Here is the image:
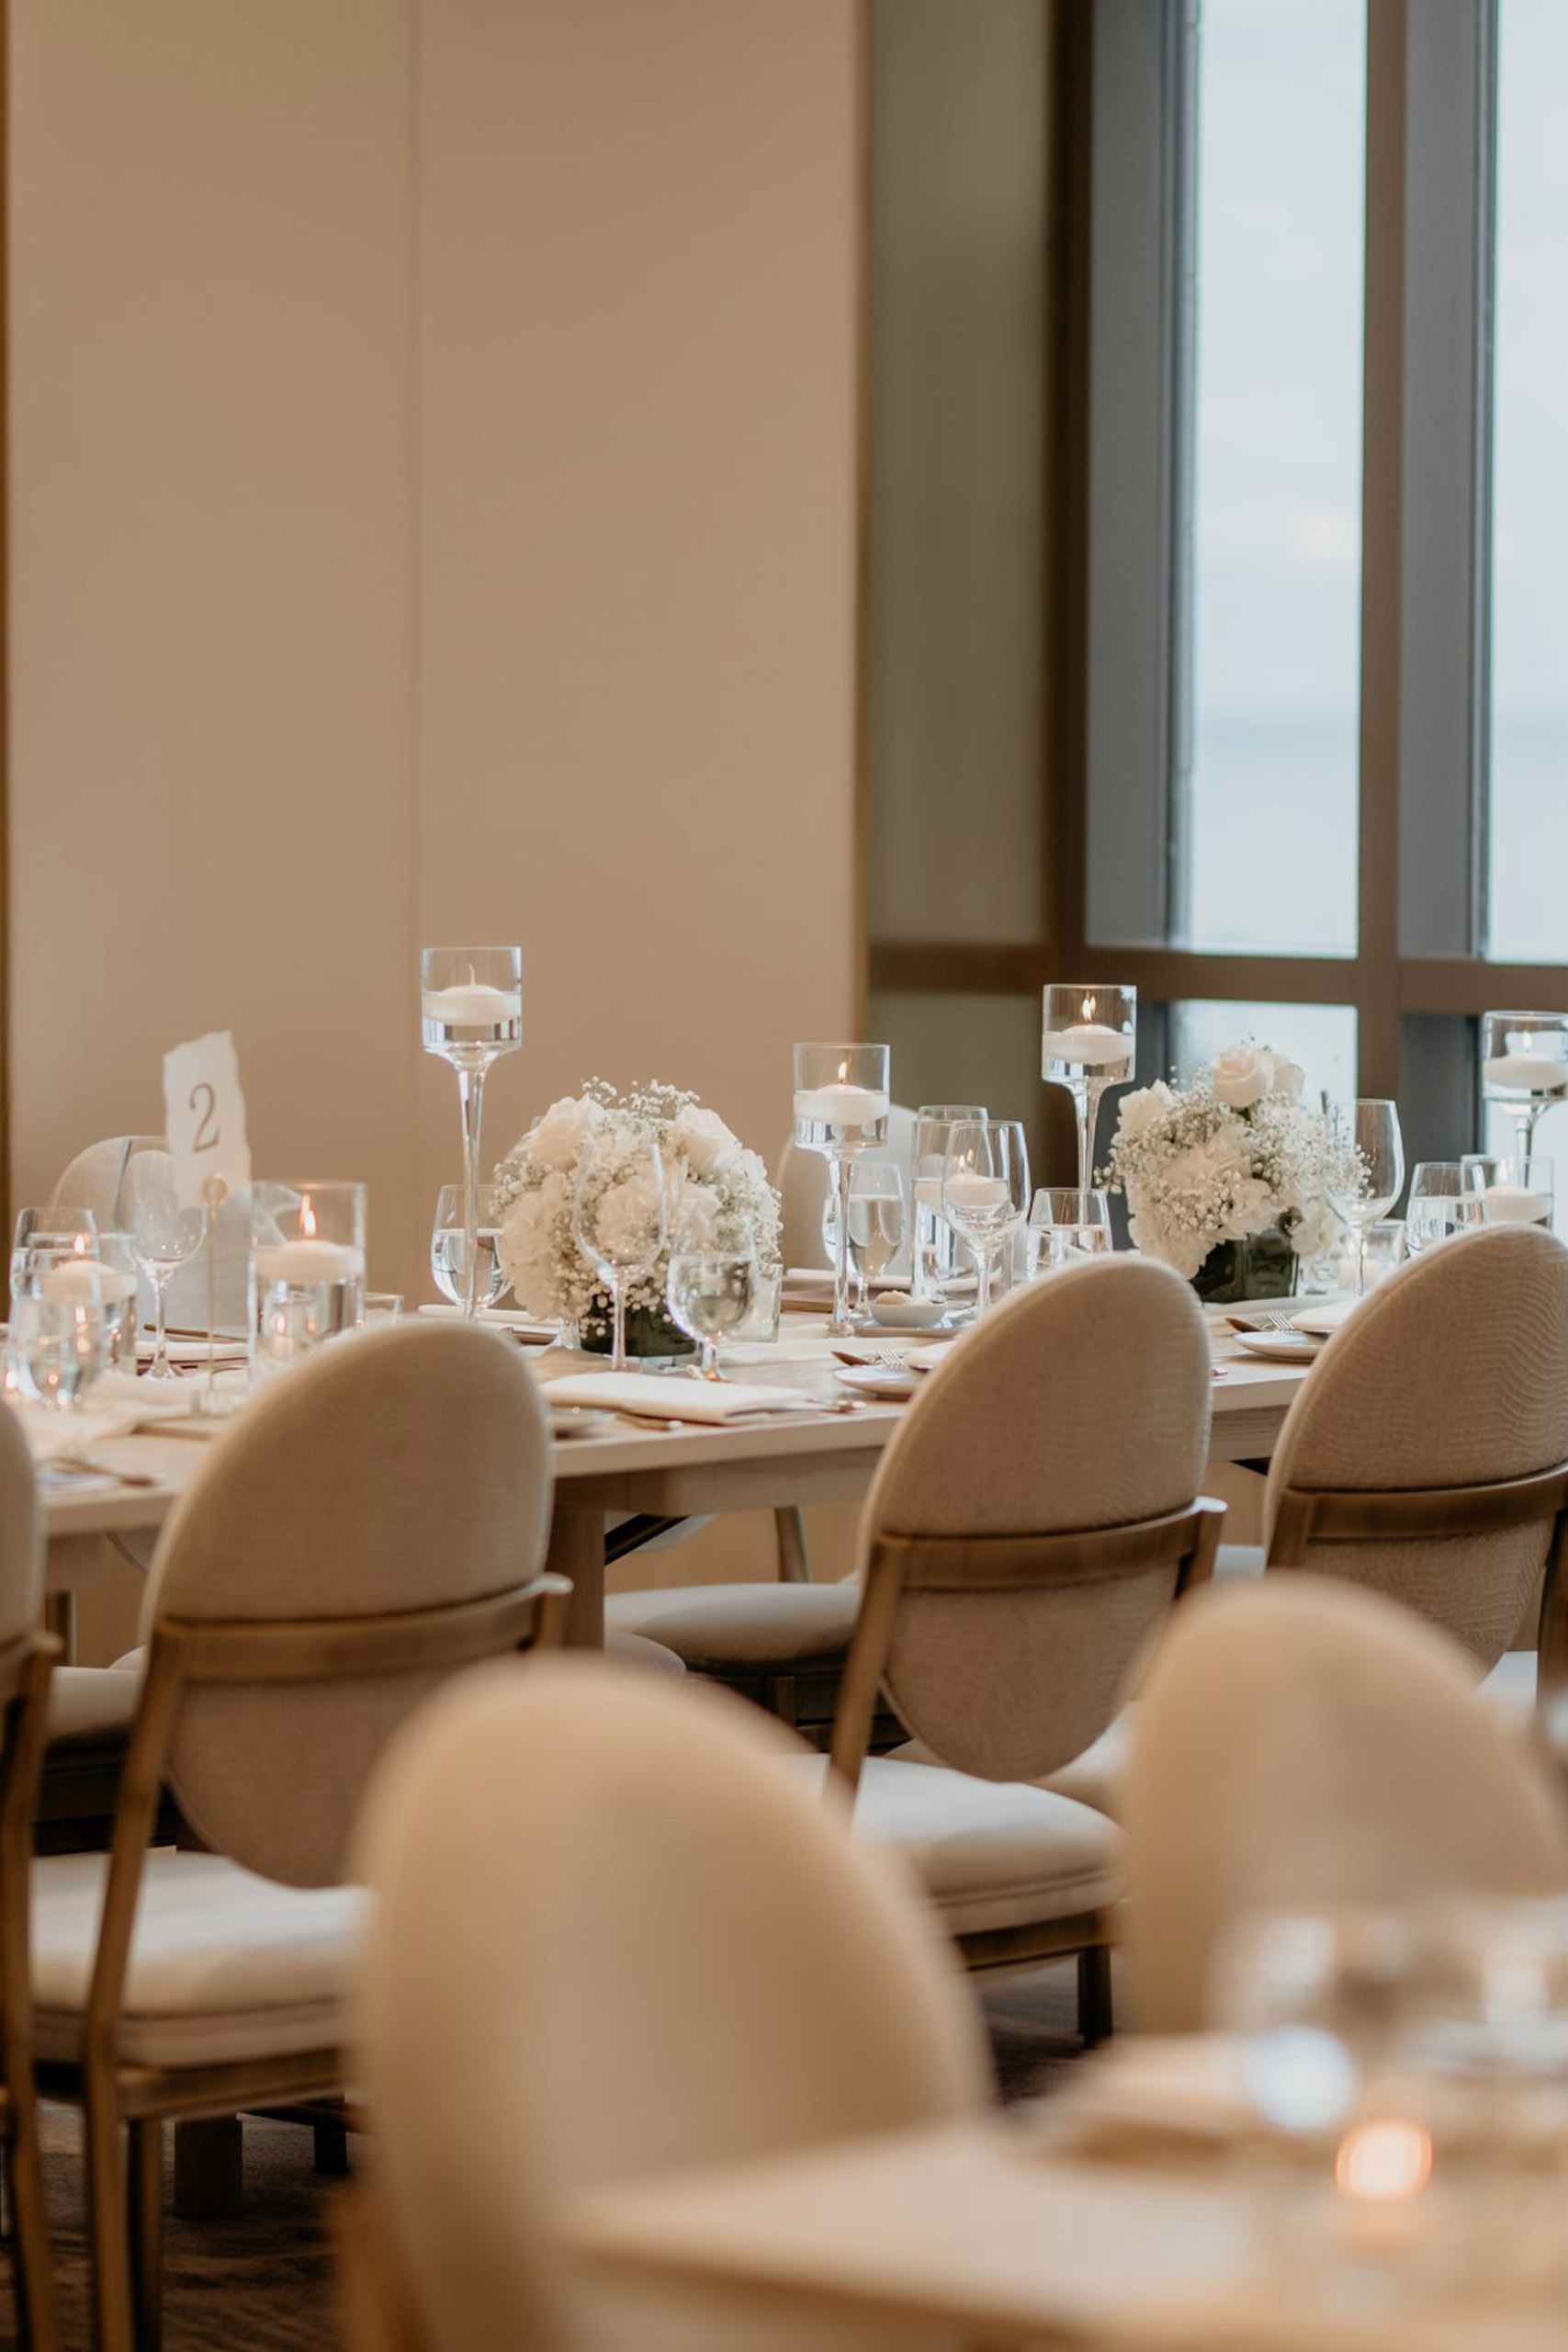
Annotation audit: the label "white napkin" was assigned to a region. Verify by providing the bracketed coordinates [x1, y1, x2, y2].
[542, 1373, 805, 1423]
[782, 1268, 910, 1299]
[1291, 1295, 1359, 1337]
[415, 1306, 559, 1343]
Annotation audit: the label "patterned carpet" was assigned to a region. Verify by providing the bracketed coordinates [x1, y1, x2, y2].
[4, 1959, 1100, 2348]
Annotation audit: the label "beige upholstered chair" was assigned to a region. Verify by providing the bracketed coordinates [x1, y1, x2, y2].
[803, 1260, 1220, 2036]
[50, 1134, 251, 1335]
[353, 1657, 987, 2352]
[0, 1407, 62, 2351]
[1125, 1576, 1568, 2035]
[28, 1320, 566, 2352]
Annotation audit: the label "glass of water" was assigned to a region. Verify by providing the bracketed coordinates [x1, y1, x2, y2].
[1027, 1188, 1112, 1275]
[431, 1184, 508, 1313]
[846, 1163, 907, 1314]
[666, 1211, 757, 1380]
[1405, 1163, 1486, 1254]
[12, 1262, 113, 1412]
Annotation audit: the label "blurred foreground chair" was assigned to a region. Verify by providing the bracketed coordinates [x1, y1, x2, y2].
[28, 1320, 567, 2352]
[810, 1260, 1220, 2037]
[353, 1657, 987, 2352]
[1126, 1575, 1568, 2034]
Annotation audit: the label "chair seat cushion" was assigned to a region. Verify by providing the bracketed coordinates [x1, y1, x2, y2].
[788, 1755, 1123, 1937]
[46, 1665, 141, 1747]
[31, 1849, 366, 2068]
[605, 1581, 859, 1667]
[604, 1630, 686, 1679]
[1481, 1649, 1537, 1720]
[896, 1718, 1137, 1826]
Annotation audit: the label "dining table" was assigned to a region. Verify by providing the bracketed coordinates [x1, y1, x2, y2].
[28, 1307, 1313, 1650]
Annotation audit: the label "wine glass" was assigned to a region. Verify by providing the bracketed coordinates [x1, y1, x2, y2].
[7, 1207, 97, 1395]
[666, 1210, 758, 1381]
[123, 1153, 208, 1380]
[421, 946, 523, 1319]
[431, 1183, 507, 1313]
[941, 1120, 1030, 1318]
[1042, 986, 1136, 1196]
[910, 1106, 987, 1301]
[1466, 1155, 1556, 1229]
[1328, 1102, 1405, 1297]
[12, 1260, 113, 1413]
[572, 1134, 671, 1373]
[1405, 1163, 1485, 1255]
[845, 1163, 907, 1314]
[1027, 1187, 1112, 1275]
[792, 1044, 891, 1335]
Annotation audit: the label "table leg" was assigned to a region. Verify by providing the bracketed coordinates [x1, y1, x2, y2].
[547, 1505, 606, 1648]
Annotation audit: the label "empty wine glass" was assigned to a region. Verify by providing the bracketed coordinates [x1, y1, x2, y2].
[667, 1210, 757, 1380]
[1328, 1102, 1405, 1297]
[123, 1153, 208, 1380]
[942, 1120, 1030, 1318]
[431, 1183, 507, 1313]
[572, 1134, 671, 1374]
[12, 1261, 112, 1413]
[1027, 1187, 1112, 1275]
[1405, 1163, 1485, 1255]
[910, 1105, 987, 1300]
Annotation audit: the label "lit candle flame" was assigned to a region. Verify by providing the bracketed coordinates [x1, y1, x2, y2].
[72, 1233, 89, 1256]
[1336, 2120, 1432, 2202]
[300, 1193, 317, 1239]
[838, 1059, 848, 1082]
[1081, 993, 1096, 1023]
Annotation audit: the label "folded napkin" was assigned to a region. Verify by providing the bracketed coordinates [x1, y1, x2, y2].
[1050, 2035, 1258, 2161]
[416, 1305, 558, 1343]
[1291, 1295, 1359, 1337]
[782, 1268, 910, 1300]
[543, 1373, 806, 1423]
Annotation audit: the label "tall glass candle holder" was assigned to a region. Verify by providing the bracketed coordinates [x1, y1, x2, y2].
[421, 946, 523, 1319]
[249, 1182, 367, 1387]
[1043, 985, 1137, 1195]
[1481, 1011, 1568, 1167]
[792, 1044, 891, 1335]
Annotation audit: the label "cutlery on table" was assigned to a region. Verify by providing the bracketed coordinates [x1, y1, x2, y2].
[48, 1453, 164, 1487]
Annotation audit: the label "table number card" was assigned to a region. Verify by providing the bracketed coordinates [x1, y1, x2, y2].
[163, 1030, 253, 1209]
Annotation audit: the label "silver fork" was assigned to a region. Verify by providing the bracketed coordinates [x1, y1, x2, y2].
[1226, 1309, 1297, 1333]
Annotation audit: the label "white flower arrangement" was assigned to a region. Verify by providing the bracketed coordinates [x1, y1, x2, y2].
[492, 1079, 782, 1330]
[1103, 1042, 1359, 1283]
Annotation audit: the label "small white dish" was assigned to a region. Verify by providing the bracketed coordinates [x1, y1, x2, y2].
[1232, 1331, 1323, 1364]
[834, 1365, 920, 1400]
[869, 1295, 947, 1331]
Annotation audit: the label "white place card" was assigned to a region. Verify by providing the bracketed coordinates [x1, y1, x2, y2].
[162, 1030, 252, 1209]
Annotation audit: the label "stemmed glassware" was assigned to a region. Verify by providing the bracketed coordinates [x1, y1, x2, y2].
[123, 1155, 208, 1380]
[1043, 986, 1136, 1197]
[1328, 1101, 1405, 1297]
[792, 1045, 891, 1336]
[666, 1209, 758, 1381]
[1404, 1163, 1484, 1254]
[1027, 1187, 1112, 1275]
[1462, 1154, 1555, 1228]
[910, 1106, 987, 1302]
[942, 1120, 1030, 1318]
[431, 1183, 508, 1314]
[572, 1133, 671, 1374]
[1481, 1012, 1568, 1170]
[421, 947, 523, 1320]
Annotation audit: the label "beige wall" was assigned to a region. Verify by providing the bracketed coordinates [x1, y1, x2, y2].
[9, 0, 861, 1299]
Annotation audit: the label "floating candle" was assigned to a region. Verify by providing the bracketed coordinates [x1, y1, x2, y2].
[1043, 1023, 1134, 1070]
[421, 982, 523, 1026]
[942, 1172, 1009, 1211]
[38, 1260, 137, 1304]
[1482, 1053, 1567, 1095]
[251, 1240, 365, 1286]
[1481, 1182, 1552, 1225]
[793, 1083, 890, 1125]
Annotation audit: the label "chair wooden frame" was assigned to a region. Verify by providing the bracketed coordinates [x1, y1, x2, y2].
[1267, 1464, 1568, 1701]
[0, 1627, 63, 2352]
[825, 1498, 1225, 2031]
[35, 1572, 568, 2352]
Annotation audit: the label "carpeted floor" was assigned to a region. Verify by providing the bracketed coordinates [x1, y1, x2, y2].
[2, 1958, 1104, 2348]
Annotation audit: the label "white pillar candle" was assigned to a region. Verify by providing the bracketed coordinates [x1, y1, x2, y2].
[943, 1173, 1009, 1210]
[1483, 1183, 1551, 1225]
[793, 1083, 891, 1125]
[421, 982, 523, 1024]
[1043, 1023, 1134, 1069]
[39, 1260, 137, 1304]
[252, 1241, 366, 1285]
[1482, 1053, 1567, 1093]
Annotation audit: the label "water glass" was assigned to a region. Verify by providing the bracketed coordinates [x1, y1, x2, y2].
[845, 1163, 907, 1312]
[666, 1210, 757, 1379]
[123, 1154, 208, 1380]
[12, 1265, 113, 1413]
[1328, 1102, 1405, 1295]
[942, 1120, 1029, 1317]
[363, 1294, 405, 1326]
[7, 1207, 98, 1394]
[249, 1182, 367, 1386]
[910, 1105, 987, 1300]
[572, 1134, 671, 1373]
[1464, 1154, 1555, 1229]
[431, 1183, 508, 1312]
[45, 1233, 141, 1376]
[1405, 1163, 1485, 1254]
[1027, 1188, 1112, 1275]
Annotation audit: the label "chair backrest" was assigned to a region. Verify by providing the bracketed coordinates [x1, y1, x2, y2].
[49, 1135, 251, 1334]
[1125, 1576, 1568, 2033]
[1263, 1225, 1568, 1670]
[774, 1102, 919, 1270]
[355, 1658, 988, 2352]
[134, 1321, 558, 1885]
[0, 1405, 44, 1674]
[832, 1258, 1217, 1789]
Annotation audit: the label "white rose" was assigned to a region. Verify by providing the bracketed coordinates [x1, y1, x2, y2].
[1219, 1175, 1276, 1243]
[1115, 1082, 1176, 1144]
[1287, 1195, 1337, 1264]
[593, 1169, 667, 1265]
[526, 1094, 601, 1172]
[1209, 1044, 1275, 1111]
[673, 1104, 739, 1177]
[499, 1172, 567, 1315]
[1271, 1057, 1305, 1103]
[1128, 1208, 1208, 1283]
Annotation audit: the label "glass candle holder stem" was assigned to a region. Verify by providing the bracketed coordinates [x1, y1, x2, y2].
[421, 946, 524, 1324]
